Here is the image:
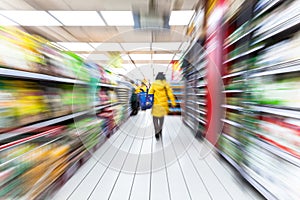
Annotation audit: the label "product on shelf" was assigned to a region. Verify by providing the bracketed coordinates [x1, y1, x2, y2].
[219, 134, 243, 164]
[246, 114, 300, 157]
[243, 139, 300, 200]
[0, 24, 131, 200]
[253, 0, 300, 38]
[248, 75, 300, 108]
[255, 32, 300, 68]
[0, 27, 92, 82]
[220, 1, 300, 199]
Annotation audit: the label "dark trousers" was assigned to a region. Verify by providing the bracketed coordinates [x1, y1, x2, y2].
[153, 116, 164, 134]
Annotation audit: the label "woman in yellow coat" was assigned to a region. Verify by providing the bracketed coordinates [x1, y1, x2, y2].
[148, 72, 176, 140]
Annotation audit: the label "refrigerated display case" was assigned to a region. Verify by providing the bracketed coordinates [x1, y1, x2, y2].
[219, 0, 300, 199]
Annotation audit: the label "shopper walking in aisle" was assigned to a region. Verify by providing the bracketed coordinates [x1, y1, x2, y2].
[148, 72, 176, 140]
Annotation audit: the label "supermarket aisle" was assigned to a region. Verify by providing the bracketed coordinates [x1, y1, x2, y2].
[52, 110, 263, 200]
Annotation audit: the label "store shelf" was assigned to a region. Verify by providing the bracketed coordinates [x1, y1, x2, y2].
[169, 108, 181, 112]
[224, 28, 256, 49]
[186, 69, 198, 77]
[0, 110, 91, 142]
[0, 127, 64, 151]
[197, 73, 206, 79]
[221, 104, 244, 111]
[222, 71, 246, 79]
[187, 100, 206, 106]
[186, 74, 206, 82]
[221, 118, 244, 129]
[187, 112, 206, 124]
[222, 133, 242, 146]
[173, 92, 184, 95]
[195, 101, 206, 106]
[250, 137, 300, 167]
[252, 15, 300, 45]
[187, 93, 206, 96]
[184, 120, 195, 131]
[195, 117, 206, 125]
[218, 148, 277, 200]
[196, 61, 207, 71]
[249, 105, 300, 119]
[98, 83, 128, 89]
[249, 60, 300, 77]
[223, 45, 265, 64]
[95, 103, 118, 111]
[168, 100, 182, 103]
[253, 0, 283, 20]
[0, 67, 88, 84]
[243, 165, 278, 200]
[218, 149, 243, 172]
[249, 59, 300, 74]
[222, 90, 244, 93]
[195, 109, 206, 115]
[186, 105, 195, 111]
[196, 84, 206, 88]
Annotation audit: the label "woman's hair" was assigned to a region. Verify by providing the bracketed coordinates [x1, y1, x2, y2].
[155, 72, 166, 80]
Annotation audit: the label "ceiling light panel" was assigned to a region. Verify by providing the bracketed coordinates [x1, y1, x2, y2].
[56, 42, 94, 51]
[169, 10, 195, 26]
[84, 54, 109, 60]
[121, 43, 151, 51]
[120, 54, 131, 61]
[152, 42, 182, 51]
[0, 11, 61, 26]
[0, 15, 18, 26]
[101, 11, 134, 26]
[121, 64, 136, 71]
[89, 43, 123, 51]
[129, 54, 151, 60]
[152, 54, 175, 60]
[49, 11, 105, 26]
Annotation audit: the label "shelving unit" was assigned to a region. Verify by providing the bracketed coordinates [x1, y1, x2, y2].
[181, 41, 207, 137]
[0, 26, 131, 199]
[219, 1, 300, 199]
[168, 82, 184, 115]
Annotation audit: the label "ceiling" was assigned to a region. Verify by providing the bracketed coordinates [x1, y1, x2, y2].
[0, 0, 204, 81]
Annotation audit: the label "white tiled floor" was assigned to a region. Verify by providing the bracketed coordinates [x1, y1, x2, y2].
[53, 110, 265, 200]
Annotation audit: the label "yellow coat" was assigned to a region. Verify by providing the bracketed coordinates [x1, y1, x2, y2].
[148, 80, 176, 117]
[135, 85, 147, 94]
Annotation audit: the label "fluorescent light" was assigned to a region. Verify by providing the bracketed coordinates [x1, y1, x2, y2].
[89, 43, 123, 51]
[120, 54, 131, 61]
[121, 43, 151, 51]
[101, 11, 134, 26]
[49, 11, 105, 26]
[152, 54, 175, 60]
[0, 11, 61, 26]
[129, 54, 151, 60]
[169, 10, 195, 26]
[153, 64, 169, 67]
[152, 42, 182, 51]
[56, 42, 94, 51]
[121, 64, 136, 71]
[0, 15, 18, 25]
[83, 54, 109, 60]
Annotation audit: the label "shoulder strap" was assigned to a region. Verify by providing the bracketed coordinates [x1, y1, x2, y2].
[164, 85, 169, 99]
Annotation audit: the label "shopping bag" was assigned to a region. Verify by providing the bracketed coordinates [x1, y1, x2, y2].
[138, 92, 154, 110]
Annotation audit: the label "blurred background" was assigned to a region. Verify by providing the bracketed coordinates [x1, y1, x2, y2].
[0, 0, 299, 199]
